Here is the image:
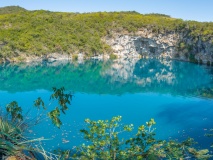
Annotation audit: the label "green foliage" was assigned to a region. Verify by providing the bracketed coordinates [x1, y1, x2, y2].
[0, 117, 31, 158]
[48, 107, 62, 128]
[34, 97, 46, 109]
[6, 101, 23, 121]
[0, 114, 58, 159]
[51, 87, 72, 114]
[0, 116, 68, 159]
[162, 138, 212, 159]
[75, 116, 212, 160]
[109, 53, 118, 60]
[6, 87, 72, 128]
[179, 42, 186, 50]
[1, 87, 73, 159]
[32, 87, 72, 128]
[1, 88, 213, 159]
[125, 118, 162, 159]
[0, 7, 213, 59]
[47, 87, 72, 128]
[78, 116, 133, 159]
[0, 6, 26, 15]
[145, 13, 171, 18]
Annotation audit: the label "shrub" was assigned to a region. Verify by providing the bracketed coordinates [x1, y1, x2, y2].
[109, 53, 118, 60]
[74, 116, 212, 160]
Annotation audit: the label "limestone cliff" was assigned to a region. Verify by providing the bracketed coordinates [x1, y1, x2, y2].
[103, 29, 213, 65]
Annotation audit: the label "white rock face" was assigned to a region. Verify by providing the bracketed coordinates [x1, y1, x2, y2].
[103, 30, 213, 64]
[105, 36, 175, 59]
[104, 31, 179, 59]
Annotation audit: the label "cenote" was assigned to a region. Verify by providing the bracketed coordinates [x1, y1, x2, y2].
[0, 58, 213, 152]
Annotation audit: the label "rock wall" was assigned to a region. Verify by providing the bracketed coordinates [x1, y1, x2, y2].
[103, 30, 213, 64]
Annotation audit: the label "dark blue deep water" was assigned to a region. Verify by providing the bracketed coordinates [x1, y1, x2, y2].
[0, 58, 213, 152]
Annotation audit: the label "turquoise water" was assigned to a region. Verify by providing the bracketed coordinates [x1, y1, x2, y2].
[0, 58, 213, 151]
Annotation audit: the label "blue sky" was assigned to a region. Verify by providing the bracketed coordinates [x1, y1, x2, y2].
[0, 0, 212, 22]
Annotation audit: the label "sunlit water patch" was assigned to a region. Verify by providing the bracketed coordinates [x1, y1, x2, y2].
[0, 58, 213, 152]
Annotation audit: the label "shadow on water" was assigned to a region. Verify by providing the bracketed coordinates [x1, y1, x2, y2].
[157, 101, 213, 127]
[157, 100, 213, 149]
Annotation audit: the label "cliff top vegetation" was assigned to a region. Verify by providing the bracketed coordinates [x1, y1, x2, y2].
[0, 6, 213, 59]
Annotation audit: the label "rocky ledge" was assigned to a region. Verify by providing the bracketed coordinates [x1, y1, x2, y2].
[0, 53, 72, 63]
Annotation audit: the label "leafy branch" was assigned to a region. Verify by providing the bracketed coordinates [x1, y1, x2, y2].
[6, 87, 72, 128]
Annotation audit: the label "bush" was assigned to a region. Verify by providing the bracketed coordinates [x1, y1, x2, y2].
[109, 53, 118, 59]
[72, 116, 212, 160]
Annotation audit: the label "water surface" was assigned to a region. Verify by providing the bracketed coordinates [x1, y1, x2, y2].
[0, 58, 213, 151]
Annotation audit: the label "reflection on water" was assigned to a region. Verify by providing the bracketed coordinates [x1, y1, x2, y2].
[0, 58, 213, 151]
[1, 58, 213, 98]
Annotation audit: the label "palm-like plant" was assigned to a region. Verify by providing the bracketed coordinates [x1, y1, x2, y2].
[0, 116, 32, 159]
[0, 87, 72, 160]
[0, 116, 64, 160]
